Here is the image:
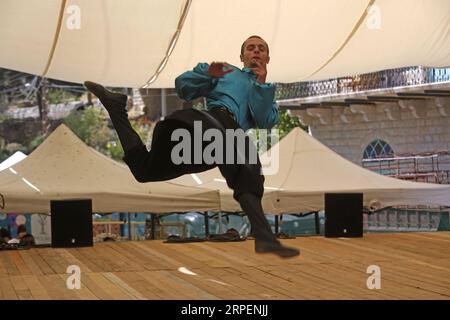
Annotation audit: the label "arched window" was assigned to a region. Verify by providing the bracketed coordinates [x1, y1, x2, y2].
[363, 139, 394, 159]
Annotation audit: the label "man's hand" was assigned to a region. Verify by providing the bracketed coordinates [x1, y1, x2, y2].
[208, 62, 234, 78]
[250, 60, 267, 84]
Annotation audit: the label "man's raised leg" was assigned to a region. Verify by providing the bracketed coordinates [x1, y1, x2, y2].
[84, 81, 143, 153]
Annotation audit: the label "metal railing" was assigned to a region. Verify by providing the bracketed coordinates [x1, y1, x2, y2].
[276, 66, 450, 100]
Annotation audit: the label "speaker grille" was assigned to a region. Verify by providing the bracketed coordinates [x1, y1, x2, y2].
[50, 199, 93, 247]
[325, 193, 363, 238]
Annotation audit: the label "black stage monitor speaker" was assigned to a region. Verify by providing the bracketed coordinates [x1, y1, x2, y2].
[50, 199, 93, 247]
[325, 193, 363, 238]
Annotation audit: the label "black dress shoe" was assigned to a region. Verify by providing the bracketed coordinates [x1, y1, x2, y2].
[255, 241, 300, 258]
[84, 81, 128, 111]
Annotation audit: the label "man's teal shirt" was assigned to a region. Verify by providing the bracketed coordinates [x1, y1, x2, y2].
[175, 63, 279, 131]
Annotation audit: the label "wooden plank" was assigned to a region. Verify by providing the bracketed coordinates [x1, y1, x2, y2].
[169, 267, 247, 300]
[36, 248, 67, 274]
[377, 262, 450, 299]
[79, 246, 118, 272]
[115, 242, 169, 270]
[22, 275, 52, 300]
[40, 274, 80, 300]
[326, 259, 447, 299]
[8, 251, 32, 275]
[100, 243, 145, 271]
[258, 263, 360, 300]
[69, 248, 104, 273]
[84, 272, 135, 300]
[27, 249, 57, 275]
[227, 265, 311, 299]
[0, 277, 19, 300]
[152, 270, 219, 300]
[102, 272, 147, 300]
[113, 271, 167, 299]
[0, 251, 19, 275]
[132, 241, 191, 270]
[331, 235, 450, 271]
[138, 270, 185, 299]
[140, 270, 200, 300]
[56, 249, 94, 273]
[0, 232, 448, 300]
[9, 275, 33, 300]
[57, 273, 99, 300]
[18, 251, 44, 276]
[304, 261, 411, 300]
[159, 241, 234, 269]
[190, 241, 264, 268]
[195, 266, 290, 300]
[88, 245, 129, 272]
[79, 273, 114, 300]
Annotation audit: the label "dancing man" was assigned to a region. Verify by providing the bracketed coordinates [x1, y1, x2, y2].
[84, 35, 300, 258]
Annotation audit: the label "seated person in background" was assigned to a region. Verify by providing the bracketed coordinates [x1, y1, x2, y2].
[16, 224, 35, 246]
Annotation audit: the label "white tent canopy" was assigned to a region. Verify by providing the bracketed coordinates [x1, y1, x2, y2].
[0, 124, 220, 214]
[0, 151, 27, 172]
[171, 127, 450, 214]
[1, 0, 449, 88]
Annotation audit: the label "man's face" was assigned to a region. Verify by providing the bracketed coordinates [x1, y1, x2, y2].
[240, 37, 270, 69]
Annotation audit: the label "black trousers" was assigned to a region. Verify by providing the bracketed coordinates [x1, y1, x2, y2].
[123, 108, 264, 201]
[117, 107, 276, 243]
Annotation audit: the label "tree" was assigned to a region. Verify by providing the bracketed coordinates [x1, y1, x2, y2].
[250, 109, 307, 152]
[64, 105, 150, 161]
[105, 120, 149, 161]
[64, 106, 112, 152]
[275, 109, 307, 141]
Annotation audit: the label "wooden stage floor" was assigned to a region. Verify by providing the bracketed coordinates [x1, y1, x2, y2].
[0, 232, 449, 300]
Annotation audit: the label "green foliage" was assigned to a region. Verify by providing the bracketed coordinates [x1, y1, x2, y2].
[64, 106, 113, 153]
[47, 88, 80, 105]
[275, 109, 307, 140]
[106, 121, 149, 161]
[0, 142, 27, 163]
[28, 134, 47, 152]
[63, 105, 150, 161]
[105, 140, 124, 160]
[193, 101, 207, 111]
[252, 109, 307, 152]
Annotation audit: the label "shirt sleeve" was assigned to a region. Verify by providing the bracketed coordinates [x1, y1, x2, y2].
[248, 82, 279, 129]
[175, 62, 219, 101]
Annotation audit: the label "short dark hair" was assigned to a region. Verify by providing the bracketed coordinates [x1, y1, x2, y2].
[241, 35, 269, 55]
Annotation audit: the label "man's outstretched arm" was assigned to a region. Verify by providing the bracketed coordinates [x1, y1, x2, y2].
[175, 62, 233, 101]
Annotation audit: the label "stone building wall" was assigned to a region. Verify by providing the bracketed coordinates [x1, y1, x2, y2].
[294, 98, 450, 165]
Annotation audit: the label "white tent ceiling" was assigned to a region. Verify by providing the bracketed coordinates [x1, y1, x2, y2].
[0, 124, 220, 214]
[171, 127, 450, 214]
[1, 0, 449, 88]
